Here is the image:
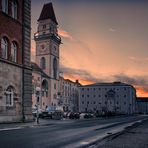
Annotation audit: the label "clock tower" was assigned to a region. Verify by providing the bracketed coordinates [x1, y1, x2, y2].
[34, 3, 61, 108]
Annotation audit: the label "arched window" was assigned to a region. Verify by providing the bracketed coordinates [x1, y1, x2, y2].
[42, 80, 48, 97]
[40, 57, 46, 70]
[2, 0, 8, 14]
[53, 58, 57, 79]
[1, 38, 8, 59]
[5, 86, 14, 106]
[12, 0, 17, 19]
[11, 42, 17, 62]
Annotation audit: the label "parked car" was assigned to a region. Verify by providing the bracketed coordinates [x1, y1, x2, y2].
[79, 113, 94, 119]
[68, 112, 80, 119]
[84, 113, 94, 119]
[41, 107, 56, 119]
[52, 110, 63, 120]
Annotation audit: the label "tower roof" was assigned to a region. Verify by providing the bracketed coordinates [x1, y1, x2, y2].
[38, 3, 58, 25]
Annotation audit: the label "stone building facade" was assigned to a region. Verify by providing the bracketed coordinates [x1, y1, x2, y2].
[0, 0, 32, 122]
[79, 82, 136, 115]
[59, 76, 80, 112]
[32, 3, 61, 110]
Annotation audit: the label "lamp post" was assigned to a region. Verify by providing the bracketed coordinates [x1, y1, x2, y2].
[36, 87, 41, 124]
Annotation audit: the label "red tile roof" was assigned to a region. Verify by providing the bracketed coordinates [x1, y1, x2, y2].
[38, 3, 58, 25]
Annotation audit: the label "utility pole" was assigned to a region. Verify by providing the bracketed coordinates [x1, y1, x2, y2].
[36, 87, 41, 124]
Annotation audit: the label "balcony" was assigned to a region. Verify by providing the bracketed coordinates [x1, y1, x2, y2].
[34, 32, 61, 44]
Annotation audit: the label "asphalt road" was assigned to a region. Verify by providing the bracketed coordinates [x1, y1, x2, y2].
[0, 115, 147, 148]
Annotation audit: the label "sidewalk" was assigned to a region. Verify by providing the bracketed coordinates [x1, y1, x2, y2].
[96, 119, 148, 148]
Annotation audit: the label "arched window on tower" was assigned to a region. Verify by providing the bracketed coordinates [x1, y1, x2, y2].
[5, 86, 15, 106]
[42, 80, 48, 97]
[11, 42, 17, 62]
[1, 37, 8, 59]
[12, 0, 18, 19]
[53, 58, 57, 79]
[40, 57, 46, 70]
[2, 0, 8, 14]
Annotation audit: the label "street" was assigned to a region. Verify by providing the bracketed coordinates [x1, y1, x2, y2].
[0, 115, 148, 148]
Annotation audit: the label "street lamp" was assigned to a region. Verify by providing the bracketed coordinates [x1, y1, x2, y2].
[36, 87, 41, 124]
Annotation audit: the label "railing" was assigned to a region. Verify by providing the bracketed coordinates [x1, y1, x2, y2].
[34, 33, 61, 43]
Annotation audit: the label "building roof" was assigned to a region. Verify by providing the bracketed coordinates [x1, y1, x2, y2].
[38, 3, 58, 25]
[137, 97, 148, 102]
[79, 82, 133, 87]
[31, 62, 50, 78]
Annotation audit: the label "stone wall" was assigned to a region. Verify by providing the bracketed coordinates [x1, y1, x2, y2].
[0, 60, 22, 122]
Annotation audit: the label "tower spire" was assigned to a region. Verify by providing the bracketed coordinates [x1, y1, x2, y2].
[38, 3, 58, 25]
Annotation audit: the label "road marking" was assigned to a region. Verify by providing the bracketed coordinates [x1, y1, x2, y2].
[0, 127, 23, 131]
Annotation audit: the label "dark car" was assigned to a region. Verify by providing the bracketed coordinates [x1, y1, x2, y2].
[69, 112, 80, 119]
[41, 107, 55, 119]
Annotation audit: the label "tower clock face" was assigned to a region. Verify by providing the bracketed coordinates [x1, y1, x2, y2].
[40, 43, 47, 52]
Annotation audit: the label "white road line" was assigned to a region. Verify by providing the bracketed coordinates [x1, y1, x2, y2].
[0, 127, 23, 131]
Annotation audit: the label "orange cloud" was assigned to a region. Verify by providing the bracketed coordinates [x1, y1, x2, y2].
[63, 73, 94, 85]
[58, 28, 74, 41]
[63, 72, 148, 97]
[135, 86, 148, 97]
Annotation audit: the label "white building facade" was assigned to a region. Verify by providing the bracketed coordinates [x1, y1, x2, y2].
[79, 82, 136, 115]
[59, 76, 80, 112]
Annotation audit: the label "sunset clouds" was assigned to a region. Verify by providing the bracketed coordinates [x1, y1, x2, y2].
[58, 28, 74, 41]
[32, 0, 148, 97]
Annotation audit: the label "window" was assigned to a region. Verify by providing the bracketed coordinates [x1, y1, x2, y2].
[2, 0, 8, 14]
[40, 57, 46, 70]
[5, 86, 14, 106]
[87, 95, 89, 98]
[11, 42, 17, 62]
[53, 58, 57, 79]
[54, 83, 56, 89]
[82, 101, 84, 104]
[82, 94, 84, 97]
[1, 38, 8, 59]
[43, 25, 46, 29]
[12, 0, 17, 19]
[42, 79, 48, 97]
[124, 95, 126, 98]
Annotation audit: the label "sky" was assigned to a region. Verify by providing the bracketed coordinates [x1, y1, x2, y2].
[31, 0, 148, 97]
